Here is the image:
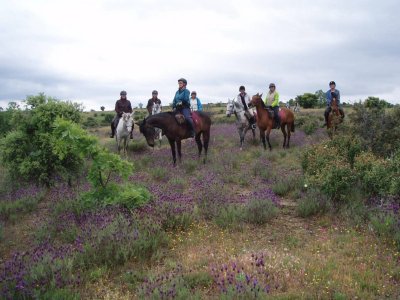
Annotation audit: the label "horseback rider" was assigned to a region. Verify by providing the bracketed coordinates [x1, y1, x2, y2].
[146, 90, 162, 116]
[190, 91, 203, 112]
[172, 78, 195, 137]
[235, 86, 256, 129]
[110, 90, 133, 139]
[324, 81, 344, 126]
[263, 83, 280, 128]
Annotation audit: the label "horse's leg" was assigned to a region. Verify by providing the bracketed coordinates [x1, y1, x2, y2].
[239, 127, 245, 149]
[177, 140, 182, 163]
[202, 130, 210, 164]
[195, 133, 202, 158]
[286, 123, 291, 148]
[252, 128, 256, 140]
[266, 127, 272, 151]
[168, 138, 177, 165]
[281, 124, 287, 149]
[260, 129, 266, 150]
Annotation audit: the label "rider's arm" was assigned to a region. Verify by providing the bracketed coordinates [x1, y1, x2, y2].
[128, 101, 133, 113]
[337, 90, 341, 103]
[197, 98, 202, 111]
[272, 93, 279, 107]
[326, 91, 331, 106]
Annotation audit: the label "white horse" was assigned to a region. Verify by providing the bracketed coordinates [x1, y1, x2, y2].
[226, 98, 256, 150]
[152, 103, 163, 146]
[116, 112, 134, 156]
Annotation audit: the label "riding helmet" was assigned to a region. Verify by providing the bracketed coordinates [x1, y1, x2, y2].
[239, 86, 245, 91]
[178, 78, 187, 85]
[329, 81, 336, 86]
[152, 90, 158, 95]
[120, 90, 127, 96]
[191, 91, 197, 95]
[269, 83, 276, 88]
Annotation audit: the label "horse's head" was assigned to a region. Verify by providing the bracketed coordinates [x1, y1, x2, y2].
[136, 118, 155, 147]
[250, 93, 263, 107]
[122, 112, 134, 132]
[330, 93, 339, 114]
[226, 99, 234, 116]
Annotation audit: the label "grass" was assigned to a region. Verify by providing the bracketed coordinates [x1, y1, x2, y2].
[1, 110, 399, 299]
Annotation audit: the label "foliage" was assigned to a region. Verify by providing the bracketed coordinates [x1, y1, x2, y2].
[364, 96, 393, 109]
[100, 106, 105, 111]
[297, 189, 331, 218]
[296, 93, 319, 108]
[243, 199, 278, 224]
[350, 103, 400, 157]
[0, 193, 44, 221]
[0, 94, 83, 186]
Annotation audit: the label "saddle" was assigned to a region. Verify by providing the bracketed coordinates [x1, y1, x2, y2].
[264, 107, 275, 119]
[174, 111, 200, 130]
[175, 113, 186, 125]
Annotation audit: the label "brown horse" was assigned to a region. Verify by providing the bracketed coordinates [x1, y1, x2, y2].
[137, 111, 211, 165]
[250, 93, 295, 150]
[327, 98, 342, 137]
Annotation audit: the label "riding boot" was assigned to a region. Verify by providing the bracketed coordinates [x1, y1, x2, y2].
[110, 124, 115, 138]
[250, 116, 256, 129]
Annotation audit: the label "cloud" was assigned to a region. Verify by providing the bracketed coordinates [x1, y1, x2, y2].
[0, 0, 399, 110]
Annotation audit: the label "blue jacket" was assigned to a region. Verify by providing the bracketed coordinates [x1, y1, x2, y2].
[326, 89, 341, 106]
[195, 97, 203, 111]
[173, 88, 190, 109]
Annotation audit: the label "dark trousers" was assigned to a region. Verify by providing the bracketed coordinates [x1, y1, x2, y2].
[110, 115, 121, 136]
[181, 108, 194, 132]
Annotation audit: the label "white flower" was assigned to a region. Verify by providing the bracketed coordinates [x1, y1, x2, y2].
[304, 184, 308, 188]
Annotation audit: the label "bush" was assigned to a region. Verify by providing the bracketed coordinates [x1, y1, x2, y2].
[82, 116, 99, 128]
[297, 189, 331, 218]
[302, 118, 318, 135]
[0, 193, 44, 221]
[350, 104, 400, 157]
[0, 95, 84, 186]
[103, 184, 151, 209]
[243, 199, 278, 224]
[214, 205, 244, 229]
[370, 210, 400, 250]
[272, 175, 303, 197]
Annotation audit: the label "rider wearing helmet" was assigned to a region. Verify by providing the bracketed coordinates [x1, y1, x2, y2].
[235, 86, 256, 129]
[324, 81, 344, 126]
[110, 90, 133, 139]
[146, 90, 162, 116]
[264, 83, 280, 127]
[172, 78, 195, 137]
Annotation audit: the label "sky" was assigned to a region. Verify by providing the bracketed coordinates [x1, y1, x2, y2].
[0, 0, 399, 110]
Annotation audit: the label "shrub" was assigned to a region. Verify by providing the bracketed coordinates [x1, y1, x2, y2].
[350, 104, 400, 157]
[214, 205, 244, 229]
[83, 116, 99, 128]
[272, 175, 303, 197]
[302, 118, 318, 135]
[297, 189, 331, 218]
[103, 184, 151, 209]
[243, 199, 278, 224]
[0, 192, 44, 221]
[370, 210, 400, 250]
[0, 95, 84, 186]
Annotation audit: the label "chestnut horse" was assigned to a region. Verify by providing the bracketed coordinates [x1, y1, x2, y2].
[327, 98, 342, 137]
[250, 93, 295, 150]
[137, 111, 211, 165]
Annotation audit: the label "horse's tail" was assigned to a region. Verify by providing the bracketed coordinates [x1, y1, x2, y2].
[291, 122, 295, 132]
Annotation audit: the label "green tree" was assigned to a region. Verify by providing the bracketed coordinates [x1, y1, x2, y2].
[296, 93, 318, 109]
[364, 96, 393, 109]
[138, 103, 143, 109]
[100, 106, 105, 111]
[315, 90, 326, 108]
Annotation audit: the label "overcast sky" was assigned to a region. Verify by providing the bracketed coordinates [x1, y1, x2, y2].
[0, 0, 399, 110]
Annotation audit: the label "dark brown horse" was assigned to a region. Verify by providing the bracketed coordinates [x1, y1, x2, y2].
[137, 111, 211, 165]
[250, 93, 295, 150]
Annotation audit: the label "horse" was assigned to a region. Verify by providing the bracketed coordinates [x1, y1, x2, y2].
[137, 111, 212, 165]
[226, 98, 256, 150]
[116, 112, 134, 156]
[249, 93, 295, 150]
[151, 102, 163, 146]
[327, 98, 342, 137]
